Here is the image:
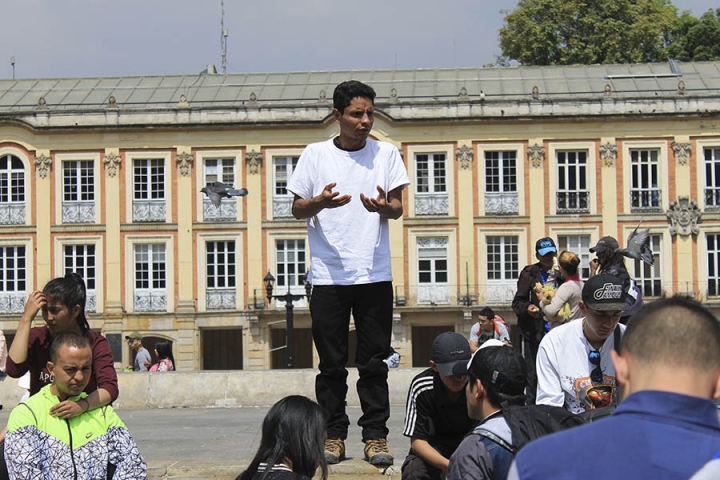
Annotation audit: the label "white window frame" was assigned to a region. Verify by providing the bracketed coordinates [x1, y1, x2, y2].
[555, 233, 594, 280]
[195, 150, 244, 221]
[267, 232, 309, 309]
[54, 236, 104, 314]
[197, 233, 244, 311]
[548, 142, 597, 215]
[479, 229, 526, 305]
[484, 150, 518, 194]
[629, 232, 663, 298]
[705, 232, 720, 300]
[124, 236, 174, 313]
[696, 139, 720, 210]
[416, 236, 450, 305]
[415, 153, 447, 194]
[622, 141, 668, 213]
[124, 151, 172, 224]
[408, 228, 457, 306]
[0, 147, 31, 226]
[0, 237, 34, 315]
[406, 144, 455, 216]
[55, 153, 101, 225]
[264, 148, 301, 219]
[479, 143, 525, 216]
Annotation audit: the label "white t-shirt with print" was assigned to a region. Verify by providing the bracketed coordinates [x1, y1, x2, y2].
[536, 318, 625, 414]
[287, 138, 410, 285]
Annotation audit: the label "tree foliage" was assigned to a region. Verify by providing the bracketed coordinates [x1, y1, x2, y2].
[667, 9, 720, 61]
[499, 0, 678, 65]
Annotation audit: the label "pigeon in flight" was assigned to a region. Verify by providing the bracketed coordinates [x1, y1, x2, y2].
[200, 182, 249, 208]
[616, 223, 654, 266]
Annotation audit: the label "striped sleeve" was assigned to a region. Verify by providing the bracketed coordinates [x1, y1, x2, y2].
[403, 374, 435, 439]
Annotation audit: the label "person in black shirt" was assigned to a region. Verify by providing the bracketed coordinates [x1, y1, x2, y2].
[401, 332, 475, 480]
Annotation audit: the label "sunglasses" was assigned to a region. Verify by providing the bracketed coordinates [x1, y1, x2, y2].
[588, 350, 603, 384]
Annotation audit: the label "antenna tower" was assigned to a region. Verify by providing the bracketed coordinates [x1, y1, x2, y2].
[220, 0, 228, 74]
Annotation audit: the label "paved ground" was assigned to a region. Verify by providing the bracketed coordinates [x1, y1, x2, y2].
[0, 405, 409, 479]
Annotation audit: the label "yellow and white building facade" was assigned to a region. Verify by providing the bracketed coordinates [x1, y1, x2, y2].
[0, 61, 718, 369]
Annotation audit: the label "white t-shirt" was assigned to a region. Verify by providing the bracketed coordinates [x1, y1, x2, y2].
[287, 138, 410, 285]
[536, 318, 625, 414]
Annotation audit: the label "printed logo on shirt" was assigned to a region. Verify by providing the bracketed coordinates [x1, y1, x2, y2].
[574, 376, 615, 410]
[39, 371, 53, 385]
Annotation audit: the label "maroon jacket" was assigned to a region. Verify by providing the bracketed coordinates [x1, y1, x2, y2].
[6, 327, 119, 401]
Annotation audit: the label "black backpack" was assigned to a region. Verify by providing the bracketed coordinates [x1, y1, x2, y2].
[473, 404, 586, 454]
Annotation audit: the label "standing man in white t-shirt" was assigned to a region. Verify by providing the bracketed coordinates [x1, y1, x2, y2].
[535, 274, 630, 414]
[287, 80, 410, 467]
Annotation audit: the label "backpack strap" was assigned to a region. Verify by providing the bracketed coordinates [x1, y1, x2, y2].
[613, 325, 622, 353]
[471, 427, 515, 454]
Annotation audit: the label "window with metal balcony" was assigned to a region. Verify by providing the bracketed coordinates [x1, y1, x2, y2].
[62, 160, 95, 224]
[557, 150, 589, 214]
[485, 236, 519, 304]
[417, 237, 449, 304]
[134, 244, 167, 312]
[63, 244, 97, 312]
[704, 147, 720, 210]
[0, 154, 26, 225]
[273, 156, 299, 218]
[707, 234, 720, 297]
[203, 158, 236, 221]
[415, 153, 448, 215]
[206, 241, 236, 310]
[631, 234, 662, 297]
[0, 245, 26, 314]
[133, 159, 166, 222]
[630, 149, 662, 212]
[484, 151, 518, 215]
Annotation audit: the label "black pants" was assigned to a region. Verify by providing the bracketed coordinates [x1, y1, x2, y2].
[401, 453, 445, 480]
[311, 282, 392, 442]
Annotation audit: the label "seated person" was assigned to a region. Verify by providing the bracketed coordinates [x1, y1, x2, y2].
[401, 332, 475, 480]
[470, 307, 511, 352]
[5, 333, 147, 479]
[448, 345, 528, 480]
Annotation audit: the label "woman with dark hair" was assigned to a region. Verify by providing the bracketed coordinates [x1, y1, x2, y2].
[237, 395, 328, 480]
[149, 340, 176, 371]
[6, 273, 118, 417]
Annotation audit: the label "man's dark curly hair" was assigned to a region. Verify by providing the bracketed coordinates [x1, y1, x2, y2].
[333, 80, 375, 113]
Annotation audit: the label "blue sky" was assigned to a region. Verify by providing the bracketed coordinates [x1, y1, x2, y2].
[1, 0, 717, 79]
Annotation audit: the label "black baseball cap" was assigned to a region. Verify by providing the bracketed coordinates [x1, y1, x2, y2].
[590, 236, 619, 253]
[582, 274, 630, 311]
[468, 346, 527, 396]
[535, 237, 557, 257]
[431, 332, 471, 376]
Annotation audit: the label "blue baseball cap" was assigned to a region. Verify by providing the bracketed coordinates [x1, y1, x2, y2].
[535, 237, 557, 257]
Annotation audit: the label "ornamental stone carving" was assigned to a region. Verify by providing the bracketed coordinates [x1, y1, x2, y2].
[599, 142, 618, 167]
[103, 153, 121, 177]
[176, 152, 193, 177]
[456, 145, 473, 169]
[34, 154, 52, 179]
[246, 149, 262, 175]
[527, 144, 545, 168]
[667, 196, 701, 237]
[671, 141, 691, 166]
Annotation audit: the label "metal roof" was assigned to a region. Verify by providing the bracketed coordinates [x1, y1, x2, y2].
[1, 61, 718, 113]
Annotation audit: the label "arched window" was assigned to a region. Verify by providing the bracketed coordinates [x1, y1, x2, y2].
[0, 154, 26, 224]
